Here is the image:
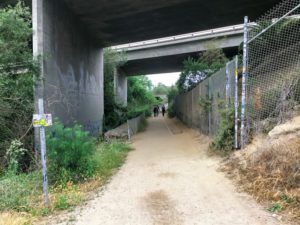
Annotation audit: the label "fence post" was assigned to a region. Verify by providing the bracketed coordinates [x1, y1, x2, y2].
[208, 78, 211, 136]
[234, 56, 239, 149]
[225, 62, 230, 107]
[241, 16, 249, 149]
[38, 98, 49, 207]
[127, 119, 131, 140]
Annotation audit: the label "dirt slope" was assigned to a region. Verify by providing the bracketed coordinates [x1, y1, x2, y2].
[46, 117, 283, 225]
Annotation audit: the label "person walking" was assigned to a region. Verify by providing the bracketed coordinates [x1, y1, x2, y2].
[162, 105, 166, 117]
[153, 106, 157, 117]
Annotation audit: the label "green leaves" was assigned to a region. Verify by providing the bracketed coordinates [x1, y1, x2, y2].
[127, 76, 155, 105]
[0, 1, 32, 72]
[0, 2, 35, 172]
[177, 48, 228, 93]
[46, 120, 97, 184]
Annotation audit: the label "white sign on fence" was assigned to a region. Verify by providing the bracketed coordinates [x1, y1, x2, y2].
[33, 114, 52, 127]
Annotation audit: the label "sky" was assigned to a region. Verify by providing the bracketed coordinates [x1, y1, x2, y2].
[146, 72, 180, 87]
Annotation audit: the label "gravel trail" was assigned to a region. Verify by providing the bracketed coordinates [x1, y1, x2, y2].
[56, 117, 283, 225]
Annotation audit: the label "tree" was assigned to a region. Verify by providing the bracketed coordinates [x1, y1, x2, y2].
[177, 47, 228, 93]
[0, 2, 36, 172]
[152, 82, 170, 95]
[127, 76, 155, 106]
[103, 48, 127, 131]
[0, 0, 31, 8]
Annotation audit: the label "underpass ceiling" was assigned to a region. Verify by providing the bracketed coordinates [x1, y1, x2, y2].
[63, 0, 281, 46]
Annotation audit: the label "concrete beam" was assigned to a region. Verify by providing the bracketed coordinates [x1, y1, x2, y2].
[126, 35, 243, 61]
[118, 28, 243, 75]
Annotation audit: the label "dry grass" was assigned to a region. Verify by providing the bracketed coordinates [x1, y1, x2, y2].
[0, 212, 32, 225]
[223, 138, 300, 223]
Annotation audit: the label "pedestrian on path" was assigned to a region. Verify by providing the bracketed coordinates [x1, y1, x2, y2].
[162, 105, 166, 117]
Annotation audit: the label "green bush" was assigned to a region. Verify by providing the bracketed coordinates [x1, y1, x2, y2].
[127, 105, 152, 119]
[210, 107, 235, 153]
[46, 120, 97, 184]
[6, 139, 28, 174]
[167, 102, 176, 118]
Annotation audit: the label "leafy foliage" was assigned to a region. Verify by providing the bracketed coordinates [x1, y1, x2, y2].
[152, 82, 170, 95]
[210, 108, 235, 153]
[199, 96, 212, 113]
[46, 120, 97, 184]
[0, 0, 31, 8]
[127, 76, 157, 118]
[127, 76, 155, 105]
[6, 139, 28, 174]
[0, 2, 36, 172]
[177, 48, 228, 93]
[103, 48, 127, 131]
[167, 85, 178, 118]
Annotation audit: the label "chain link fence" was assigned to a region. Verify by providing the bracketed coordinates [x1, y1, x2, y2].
[174, 0, 300, 149]
[175, 58, 238, 141]
[245, 0, 300, 137]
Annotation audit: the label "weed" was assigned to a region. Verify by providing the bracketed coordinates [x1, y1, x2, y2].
[6, 140, 28, 174]
[210, 107, 235, 154]
[53, 194, 70, 210]
[0, 171, 41, 212]
[268, 203, 282, 213]
[95, 141, 131, 180]
[280, 193, 294, 204]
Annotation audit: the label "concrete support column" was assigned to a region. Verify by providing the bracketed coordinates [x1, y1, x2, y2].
[114, 68, 127, 106]
[32, 0, 104, 135]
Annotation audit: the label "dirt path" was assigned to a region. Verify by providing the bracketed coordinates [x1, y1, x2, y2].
[58, 117, 283, 225]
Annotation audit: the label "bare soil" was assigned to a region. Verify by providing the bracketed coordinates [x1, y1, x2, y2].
[42, 116, 284, 225]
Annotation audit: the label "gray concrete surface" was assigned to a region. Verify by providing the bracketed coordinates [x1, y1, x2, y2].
[32, 0, 104, 135]
[114, 68, 128, 106]
[62, 0, 279, 45]
[118, 28, 243, 75]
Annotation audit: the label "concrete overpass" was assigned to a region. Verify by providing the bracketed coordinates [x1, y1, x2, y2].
[32, 0, 280, 134]
[114, 24, 244, 75]
[112, 25, 244, 105]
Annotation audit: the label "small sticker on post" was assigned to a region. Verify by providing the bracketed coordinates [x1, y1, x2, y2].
[33, 114, 53, 127]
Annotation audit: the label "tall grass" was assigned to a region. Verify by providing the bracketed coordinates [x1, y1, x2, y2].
[0, 140, 131, 221]
[0, 171, 42, 212]
[95, 141, 131, 180]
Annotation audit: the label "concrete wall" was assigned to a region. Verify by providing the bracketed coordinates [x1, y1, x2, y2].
[114, 68, 127, 106]
[32, 0, 104, 135]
